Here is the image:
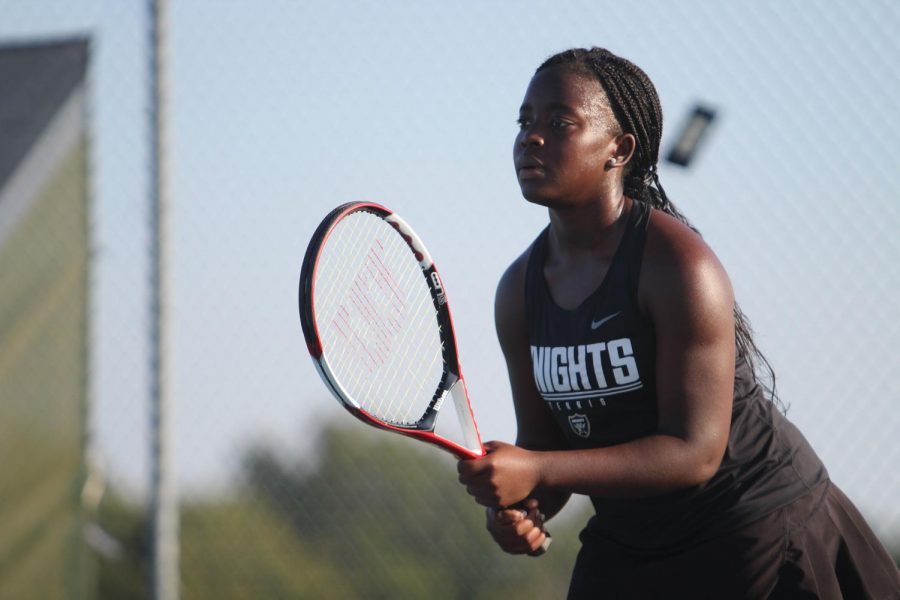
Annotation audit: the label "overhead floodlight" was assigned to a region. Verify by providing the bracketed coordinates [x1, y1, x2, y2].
[666, 104, 717, 167]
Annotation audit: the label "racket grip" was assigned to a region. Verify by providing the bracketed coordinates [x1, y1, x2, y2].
[516, 504, 551, 557]
[489, 504, 552, 557]
[528, 532, 552, 557]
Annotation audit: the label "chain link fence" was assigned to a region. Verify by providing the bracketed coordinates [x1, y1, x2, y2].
[2, 1, 898, 598]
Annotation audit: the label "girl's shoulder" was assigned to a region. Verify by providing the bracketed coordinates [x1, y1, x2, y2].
[640, 208, 733, 320]
[643, 208, 717, 270]
[496, 231, 545, 310]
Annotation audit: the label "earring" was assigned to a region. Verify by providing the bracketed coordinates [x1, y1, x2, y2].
[606, 158, 617, 167]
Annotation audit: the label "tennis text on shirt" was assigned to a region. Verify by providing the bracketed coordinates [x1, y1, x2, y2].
[529, 340, 641, 408]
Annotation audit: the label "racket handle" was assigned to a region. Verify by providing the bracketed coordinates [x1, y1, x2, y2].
[491, 504, 552, 557]
[528, 532, 552, 557]
[516, 504, 551, 557]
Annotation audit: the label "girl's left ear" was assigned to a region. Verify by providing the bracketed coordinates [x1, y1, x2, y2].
[613, 133, 637, 166]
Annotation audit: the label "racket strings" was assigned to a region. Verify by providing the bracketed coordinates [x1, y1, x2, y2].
[352, 229, 442, 424]
[374, 234, 444, 421]
[314, 211, 445, 426]
[350, 229, 432, 423]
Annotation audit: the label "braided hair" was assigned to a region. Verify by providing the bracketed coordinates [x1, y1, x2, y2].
[537, 47, 781, 407]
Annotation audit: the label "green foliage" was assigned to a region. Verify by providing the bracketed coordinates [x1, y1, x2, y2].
[241, 423, 586, 599]
[94, 423, 590, 599]
[180, 500, 355, 600]
[243, 426, 493, 598]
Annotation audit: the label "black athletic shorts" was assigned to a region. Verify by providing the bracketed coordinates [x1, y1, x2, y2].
[568, 480, 900, 599]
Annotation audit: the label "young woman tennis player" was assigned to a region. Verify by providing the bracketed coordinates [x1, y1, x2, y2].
[456, 47, 900, 598]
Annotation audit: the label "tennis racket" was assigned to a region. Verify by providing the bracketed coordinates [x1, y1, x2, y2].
[299, 201, 550, 554]
[299, 201, 484, 458]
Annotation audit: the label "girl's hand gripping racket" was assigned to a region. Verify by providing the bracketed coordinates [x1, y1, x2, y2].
[298, 202, 549, 555]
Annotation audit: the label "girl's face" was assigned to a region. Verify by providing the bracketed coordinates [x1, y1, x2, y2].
[513, 66, 623, 208]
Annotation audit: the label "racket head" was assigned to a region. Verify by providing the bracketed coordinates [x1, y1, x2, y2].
[300, 202, 484, 459]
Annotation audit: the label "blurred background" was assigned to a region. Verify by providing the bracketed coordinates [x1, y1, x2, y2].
[1, 1, 898, 598]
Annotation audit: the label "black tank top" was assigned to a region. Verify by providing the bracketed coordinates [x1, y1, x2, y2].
[525, 200, 828, 553]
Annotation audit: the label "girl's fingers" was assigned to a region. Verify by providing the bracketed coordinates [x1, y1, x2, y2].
[495, 508, 524, 524]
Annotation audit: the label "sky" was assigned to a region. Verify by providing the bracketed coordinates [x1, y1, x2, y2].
[2, 0, 898, 530]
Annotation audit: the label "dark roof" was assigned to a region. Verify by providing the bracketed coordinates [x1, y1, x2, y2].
[0, 37, 89, 190]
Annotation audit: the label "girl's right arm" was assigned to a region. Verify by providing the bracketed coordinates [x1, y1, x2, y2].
[494, 252, 572, 522]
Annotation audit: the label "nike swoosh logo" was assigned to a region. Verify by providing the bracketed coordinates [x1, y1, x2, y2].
[590, 311, 621, 330]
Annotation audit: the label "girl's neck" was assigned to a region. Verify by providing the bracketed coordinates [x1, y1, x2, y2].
[548, 194, 631, 259]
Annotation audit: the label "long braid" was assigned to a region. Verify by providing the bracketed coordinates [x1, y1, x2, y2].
[537, 48, 781, 408]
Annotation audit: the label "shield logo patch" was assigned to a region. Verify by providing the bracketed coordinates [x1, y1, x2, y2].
[568, 413, 591, 438]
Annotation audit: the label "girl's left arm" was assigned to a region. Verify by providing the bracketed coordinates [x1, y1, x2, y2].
[459, 214, 736, 507]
